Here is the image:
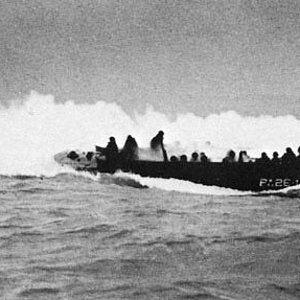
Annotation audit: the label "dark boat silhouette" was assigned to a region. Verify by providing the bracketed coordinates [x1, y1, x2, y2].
[54, 150, 300, 192]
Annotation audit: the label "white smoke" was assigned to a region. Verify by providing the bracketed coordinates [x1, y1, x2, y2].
[1, 91, 300, 176]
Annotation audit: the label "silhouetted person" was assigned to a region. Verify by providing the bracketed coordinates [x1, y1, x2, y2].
[170, 155, 179, 162]
[281, 147, 296, 165]
[190, 152, 199, 162]
[238, 151, 243, 163]
[105, 137, 119, 160]
[86, 152, 94, 161]
[150, 130, 168, 161]
[256, 152, 270, 164]
[67, 151, 79, 160]
[223, 150, 236, 163]
[238, 151, 251, 163]
[180, 155, 187, 162]
[297, 146, 300, 162]
[200, 152, 209, 163]
[271, 151, 280, 164]
[120, 135, 139, 160]
[150, 131, 164, 150]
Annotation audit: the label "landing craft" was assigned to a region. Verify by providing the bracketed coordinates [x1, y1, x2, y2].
[54, 148, 300, 192]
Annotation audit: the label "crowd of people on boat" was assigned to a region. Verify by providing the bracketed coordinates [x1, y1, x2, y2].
[96, 131, 300, 165]
[220, 147, 300, 165]
[98, 131, 165, 161]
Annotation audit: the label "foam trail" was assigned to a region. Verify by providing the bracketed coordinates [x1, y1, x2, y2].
[113, 172, 251, 196]
[262, 184, 300, 195]
[114, 172, 300, 196]
[1, 91, 300, 176]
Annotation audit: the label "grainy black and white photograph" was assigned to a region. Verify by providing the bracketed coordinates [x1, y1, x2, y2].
[1, 0, 300, 299]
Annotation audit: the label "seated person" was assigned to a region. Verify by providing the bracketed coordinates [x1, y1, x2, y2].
[86, 152, 94, 161]
[281, 147, 296, 164]
[256, 152, 270, 163]
[271, 151, 280, 164]
[170, 155, 179, 162]
[222, 150, 236, 163]
[238, 151, 251, 163]
[180, 155, 188, 162]
[190, 152, 199, 162]
[120, 135, 139, 160]
[200, 152, 209, 163]
[67, 151, 79, 160]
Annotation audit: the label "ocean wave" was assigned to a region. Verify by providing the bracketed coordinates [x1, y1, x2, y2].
[0, 230, 44, 242]
[4, 167, 300, 197]
[269, 283, 300, 298]
[99, 173, 148, 189]
[19, 287, 60, 297]
[173, 281, 238, 300]
[15, 187, 56, 194]
[0, 224, 32, 229]
[64, 223, 114, 235]
[104, 229, 133, 240]
[254, 184, 300, 198]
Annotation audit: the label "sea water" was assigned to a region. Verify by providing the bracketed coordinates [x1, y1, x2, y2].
[1, 92, 300, 299]
[1, 172, 300, 300]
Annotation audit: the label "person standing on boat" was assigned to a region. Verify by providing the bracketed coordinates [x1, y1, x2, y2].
[105, 137, 119, 161]
[120, 135, 139, 160]
[150, 130, 168, 161]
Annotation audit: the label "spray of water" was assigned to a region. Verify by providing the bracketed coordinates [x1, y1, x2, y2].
[112, 171, 252, 196]
[1, 91, 300, 195]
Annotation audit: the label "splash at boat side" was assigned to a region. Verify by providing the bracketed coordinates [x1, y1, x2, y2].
[112, 171, 252, 196]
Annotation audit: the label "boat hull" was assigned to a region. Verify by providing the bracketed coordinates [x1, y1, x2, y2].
[96, 159, 300, 192]
[53, 150, 300, 191]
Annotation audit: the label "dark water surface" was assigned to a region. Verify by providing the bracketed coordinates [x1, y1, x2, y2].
[1, 173, 300, 300]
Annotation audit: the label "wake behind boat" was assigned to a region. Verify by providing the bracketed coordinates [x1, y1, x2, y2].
[54, 132, 300, 192]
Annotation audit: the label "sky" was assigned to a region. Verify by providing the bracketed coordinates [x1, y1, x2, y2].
[0, 0, 300, 117]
